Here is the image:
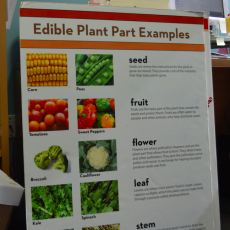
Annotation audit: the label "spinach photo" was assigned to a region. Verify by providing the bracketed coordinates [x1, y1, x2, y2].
[31, 184, 73, 220]
[82, 224, 120, 230]
[81, 180, 119, 215]
[79, 140, 117, 173]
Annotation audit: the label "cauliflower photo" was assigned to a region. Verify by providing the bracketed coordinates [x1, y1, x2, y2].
[87, 146, 109, 170]
[79, 140, 117, 173]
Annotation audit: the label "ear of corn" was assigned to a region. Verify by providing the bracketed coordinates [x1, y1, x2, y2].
[26, 53, 68, 87]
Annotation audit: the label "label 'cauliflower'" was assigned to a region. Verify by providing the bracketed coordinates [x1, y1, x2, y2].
[87, 146, 109, 170]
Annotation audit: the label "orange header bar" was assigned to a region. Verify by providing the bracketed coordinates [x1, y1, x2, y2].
[20, 40, 205, 52]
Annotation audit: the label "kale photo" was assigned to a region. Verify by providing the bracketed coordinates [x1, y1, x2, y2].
[79, 140, 117, 173]
[81, 180, 119, 215]
[31, 184, 73, 220]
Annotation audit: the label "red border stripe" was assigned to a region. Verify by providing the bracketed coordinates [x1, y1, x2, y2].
[204, 18, 209, 30]
[20, 8, 204, 25]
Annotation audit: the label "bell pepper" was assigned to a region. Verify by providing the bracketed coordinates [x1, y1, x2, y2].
[108, 99, 115, 110]
[82, 99, 96, 105]
[78, 116, 86, 129]
[77, 105, 85, 116]
[84, 104, 97, 113]
[96, 98, 110, 111]
[81, 109, 97, 127]
[101, 114, 115, 128]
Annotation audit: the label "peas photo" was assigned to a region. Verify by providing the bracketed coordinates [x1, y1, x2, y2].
[77, 98, 115, 129]
[76, 54, 114, 86]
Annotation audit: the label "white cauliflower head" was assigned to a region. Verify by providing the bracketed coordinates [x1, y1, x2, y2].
[87, 146, 109, 170]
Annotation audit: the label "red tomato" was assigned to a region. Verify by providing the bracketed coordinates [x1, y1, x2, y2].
[51, 124, 58, 131]
[55, 113, 65, 125]
[56, 99, 67, 111]
[35, 104, 41, 111]
[30, 110, 42, 123]
[40, 109, 46, 117]
[44, 114, 54, 126]
[29, 121, 39, 132]
[58, 124, 66, 130]
[30, 99, 39, 110]
[38, 99, 49, 109]
[63, 108, 68, 118]
[65, 117, 69, 129]
[28, 111, 32, 121]
[50, 99, 58, 104]
[44, 101, 56, 114]
[39, 122, 47, 131]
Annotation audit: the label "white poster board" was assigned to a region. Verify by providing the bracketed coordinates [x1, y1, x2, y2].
[19, 2, 220, 230]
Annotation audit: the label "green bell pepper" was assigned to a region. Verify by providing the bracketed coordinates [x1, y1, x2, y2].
[96, 98, 110, 111]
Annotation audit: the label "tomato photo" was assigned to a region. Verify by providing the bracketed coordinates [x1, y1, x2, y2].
[28, 99, 69, 132]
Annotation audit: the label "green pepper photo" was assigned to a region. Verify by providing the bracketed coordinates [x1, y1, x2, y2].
[76, 54, 114, 86]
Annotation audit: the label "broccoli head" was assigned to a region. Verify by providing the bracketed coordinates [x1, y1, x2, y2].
[34, 151, 50, 169]
[48, 145, 62, 159]
[53, 154, 68, 173]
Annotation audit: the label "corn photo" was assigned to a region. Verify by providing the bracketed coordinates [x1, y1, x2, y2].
[26, 53, 68, 87]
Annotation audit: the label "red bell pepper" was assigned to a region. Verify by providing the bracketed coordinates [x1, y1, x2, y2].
[84, 104, 97, 113]
[81, 109, 97, 127]
[82, 99, 96, 105]
[78, 116, 86, 129]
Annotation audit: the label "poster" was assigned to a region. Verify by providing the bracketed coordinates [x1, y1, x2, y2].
[19, 2, 220, 230]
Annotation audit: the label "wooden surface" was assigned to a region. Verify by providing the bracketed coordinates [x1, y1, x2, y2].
[0, 204, 14, 230]
[212, 59, 230, 138]
[0, 0, 10, 175]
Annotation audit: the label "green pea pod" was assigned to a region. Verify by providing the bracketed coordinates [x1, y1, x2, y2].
[87, 61, 113, 86]
[77, 56, 113, 85]
[76, 54, 101, 82]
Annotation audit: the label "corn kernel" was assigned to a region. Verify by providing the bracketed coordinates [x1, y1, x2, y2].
[36, 75, 39, 81]
[45, 60, 49, 66]
[64, 81, 67, 86]
[51, 66, 55, 73]
[35, 54, 39, 60]
[58, 60, 62, 66]
[34, 60, 37, 67]
[57, 74, 60, 80]
[32, 82, 36, 86]
[36, 82, 40, 86]
[30, 68, 33, 75]
[63, 67, 67, 74]
[56, 54, 60, 59]
[41, 60, 45, 67]
[31, 54, 35, 60]
[33, 67, 36, 75]
[41, 67, 44, 74]
[44, 67, 47, 74]
[60, 74, 63, 80]
[32, 75, 36, 82]
[29, 76, 32, 82]
[42, 74, 46, 81]
[37, 66, 41, 74]
[58, 66, 63, 73]
[44, 81, 48, 86]
[59, 54, 63, 60]
[63, 55, 67, 60]
[52, 54, 56, 59]
[55, 81, 60, 86]
[49, 74, 53, 81]
[39, 82, 44, 86]
[42, 54, 46, 60]
[27, 83, 31, 87]
[53, 73, 57, 80]
[63, 74, 67, 80]
[37, 60, 41, 67]
[28, 55, 32, 61]
[55, 66, 58, 74]
[27, 69, 30, 76]
[52, 81, 56, 86]
[48, 81, 52, 86]
[27, 61, 31, 68]
[54, 60, 58, 66]
[50, 60, 54, 66]
[30, 61, 34, 68]
[63, 61, 67, 67]
[60, 81, 64, 86]
[48, 54, 52, 60]
[48, 66, 51, 73]
[46, 74, 49, 81]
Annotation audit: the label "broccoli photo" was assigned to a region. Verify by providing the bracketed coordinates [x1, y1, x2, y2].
[53, 154, 68, 173]
[34, 145, 68, 173]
